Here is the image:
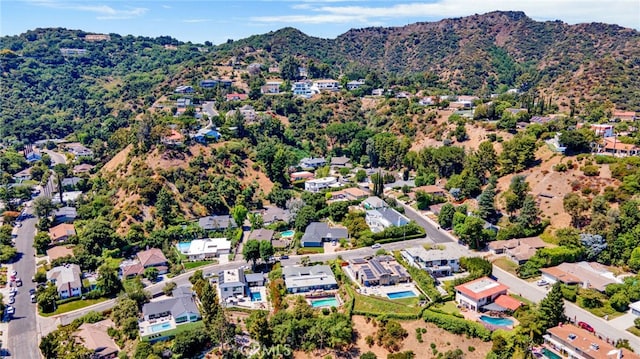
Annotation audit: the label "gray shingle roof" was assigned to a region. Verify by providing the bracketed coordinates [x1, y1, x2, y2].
[301, 222, 348, 245]
[198, 215, 237, 231]
[142, 287, 199, 319]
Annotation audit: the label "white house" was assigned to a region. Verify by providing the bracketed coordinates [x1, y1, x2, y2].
[304, 177, 339, 192]
[454, 276, 509, 312]
[217, 269, 247, 301]
[292, 81, 313, 97]
[261, 81, 283, 94]
[401, 245, 462, 277]
[365, 207, 409, 233]
[312, 79, 339, 92]
[346, 80, 365, 90]
[47, 264, 82, 299]
[177, 238, 231, 261]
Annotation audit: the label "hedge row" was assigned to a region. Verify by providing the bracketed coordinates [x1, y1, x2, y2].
[376, 232, 425, 244]
[352, 310, 421, 320]
[422, 309, 491, 341]
[394, 253, 441, 303]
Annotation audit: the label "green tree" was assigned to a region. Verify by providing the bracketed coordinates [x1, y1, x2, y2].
[518, 195, 540, 229]
[267, 183, 291, 208]
[563, 193, 589, 228]
[477, 184, 496, 222]
[355, 169, 367, 183]
[155, 187, 174, 227]
[438, 203, 456, 229]
[280, 55, 300, 81]
[454, 216, 489, 250]
[243, 239, 261, 268]
[248, 212, 264, 230]
[245, 310, 272, 345]
[97, 264, 123, 297]
[112, 296, 140, 327]
[477, 141, 497, 175]
[37, 283, 59, 313]
[328, 201, 349, 222]
[231, 204, 248, 228]
[34, 231, 52, 255]
[539, 282, 567, 329]
[259, 240, 275, 263]
[33, 196, 55, 218]
[144, 267, 159, 282]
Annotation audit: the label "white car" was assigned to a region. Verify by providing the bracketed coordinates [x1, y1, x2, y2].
[536, 279, 549, 286]
[371, 243, 382, 249]
[6, 306, 14, 315]
[10, 270, 17, 277]
[8, 296, 15, 305]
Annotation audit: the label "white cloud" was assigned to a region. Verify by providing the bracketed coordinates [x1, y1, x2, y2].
[25, 0, 148, 20]
[252, 0, 639, 29]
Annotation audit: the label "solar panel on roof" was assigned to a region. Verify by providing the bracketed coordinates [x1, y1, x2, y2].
[362, 267, 376, 279]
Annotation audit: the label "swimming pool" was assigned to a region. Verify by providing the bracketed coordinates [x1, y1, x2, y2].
[479, 315, 514, 327]
[280, 230, 295, 238]
[149, 322, 172, 333]
[542, 348, 562, 359]
[250, 292, 262, 302]
[310, 297, 339, 308]
[176, 242, 191, 253]
[387, 291, 417, 299]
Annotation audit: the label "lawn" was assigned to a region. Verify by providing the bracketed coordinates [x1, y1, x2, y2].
[142, 321, 204, 341]
[627, 326, 640, 337]
[297, 247, 324, 255]
[509, 293, 534, 306]
[492, 257, 518, 276]
[582, 304, 625, 320]
[432, 301, 461, 316]
[40, 298, 108, 317]
[184, 260, 215, 270]
[353, 292, 422, 317]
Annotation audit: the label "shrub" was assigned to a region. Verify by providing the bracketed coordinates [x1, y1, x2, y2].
[468, 346, 475, 352]
[581, 165, 600, 176]
[553, 163, 568, 172]
[423, 310, 491, 341]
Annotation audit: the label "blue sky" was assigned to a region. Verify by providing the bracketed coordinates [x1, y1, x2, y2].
[2, 0, 639, 44]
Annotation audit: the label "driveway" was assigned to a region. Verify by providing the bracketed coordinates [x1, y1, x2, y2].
[396, 199, 456, 244]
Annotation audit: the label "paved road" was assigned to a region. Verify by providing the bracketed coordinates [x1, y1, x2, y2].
[7, 204, 40, 359]
[493, 266, 640, 351]
[202, 101, 218, 120]
[43, 150, 67, 166]
[396, 199, 455, 244]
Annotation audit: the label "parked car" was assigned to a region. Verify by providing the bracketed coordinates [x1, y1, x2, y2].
[6, 306, 14, 315]
[29, 288, 36, 295]
[11, 270, 17, 277]
[578, 321, 594, 333]
[15, 278, 22, 287]
[8, 296, 15, 305]
[31, 294, 37, 303]
[536, 279, 549, 286]
[371, 243, 382, 249]
[280, 255, 289, 260]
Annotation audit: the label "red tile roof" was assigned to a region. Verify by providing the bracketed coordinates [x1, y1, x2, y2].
[494, 295, 523, 311]
[136, 248, 168, 267]
[455, 276, 509, 301]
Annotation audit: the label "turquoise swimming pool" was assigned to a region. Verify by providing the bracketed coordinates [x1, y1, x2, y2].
[280, 230, 295, 237]
[250, 292, 262, 302]
[542, 348, 562, 359]
[150, 322, 172, 333]
[387, 291, 417, 299]
[177, 242, 190, 252]
[479, 315, 514, 327]
[310, 297, 339, 308]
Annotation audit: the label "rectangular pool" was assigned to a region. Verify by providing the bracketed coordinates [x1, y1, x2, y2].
[250, 292, 262, 302]
[310, 297, 339, 308]
[176, 242, 191, 253]
[387, 291, 417, 299]
[150, 322, 172, 333]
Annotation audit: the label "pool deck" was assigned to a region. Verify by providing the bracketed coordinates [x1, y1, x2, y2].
[139, 316, 176, 337]
[459, 308, 519, 330]
[343, 265, 420, 298]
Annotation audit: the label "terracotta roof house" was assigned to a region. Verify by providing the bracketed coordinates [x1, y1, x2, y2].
[600, 137, 640, 157]
[328, 187, 369, 202]
[544, 323, 638, 359]
[411, 185, 447, 199]
[226, 93, 248, 101]
[540, 262, 622, 292]
[137, 248, 169, 273]
[161, 129, 184, 146]
[49, 223, 76, 243]
[73, 163, 95, 174]
[455, 276, 509, 312]
[612, 110, 637, 122]
[493, 295, 523, 312]
[76, 319, 119, 359]
[290, 171, 315, 182]
[47, 245, 75, 262]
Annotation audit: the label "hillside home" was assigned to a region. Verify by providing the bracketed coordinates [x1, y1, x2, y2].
[47, 264, 82, 299]
[454, 276, 509, 312]
[191, 128, 221, 143]
[161, 129, 184, 146]
[176, 98, 192, 108]
[225, 93, 248, 101]
[120, 248, 169, 278]
[330, 156, 351, 168]
[312, 79, 339, 92]
[198, 215, 237, 231]
[261, 206, 291, 225]
[49, 223, 76, 243]
[292, 81, 313, 97]
[177, 238, 231, 261]
[139, 287, 200, 338]
[60, 48, 88, 56]
[46, 245, 75, 263]
[590, 124, 614, 137]
[76, 319, 119, 359]
[261, 81, 283, 94]
[300, 222, 348, 247]
[401, 245, 461, 277]
[419, 97, 435, 106]
[84, 34, 111, 41]
[530, 116, 552, 124]
[599, 137, 640, 157]
[200, 79, 219, 88]
[13, 167, 32, 182]
[52, 191, 83, 204]
[174, 85, 194, 94]
[362, 196, 387, 210]
[613, 110, 637, 122]
[366, 207, 410, 233]
[328, 187, 369, 202]
[73, 163, 95, 174]
[218, 268, 247, 301]
[543, 324, 637, 359]
[411, 185, 447, 198]
[299, 157, 327, 169]
[290, 171, 315, 182]
[304, 177, 339, 192]
[346, 80, 365, 90]
[61, 177, 82, 190]
[372, 88, 385, 96]
[488, 237, 547, 255]
[449, 100, 473, 109]
[505, 108, 528, 115]
[283, 265, 338, 293]
[539, 261, 622, 292]
[25, 151, 41, 163]
[350, 255, 410, 287]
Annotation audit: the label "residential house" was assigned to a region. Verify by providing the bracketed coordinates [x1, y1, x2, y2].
[530, 116, 552, 124]
[176, 98, 192, 108]
[304, 177, 339, 192]
[330, 156, 351, 168]
[290, 171, 315, 182]
[312, 79, 339, 92]
[261, 206, 291, 225]
[161, 129, 184, 146]
[218, 269, 247, 300]
[76, 319, 119, 359]
[177, 238, 231, 261]
[350, 255, 410, 287]
[366, 207, 410, 233]
[299, 157, 327, 169]
[292, 81, 313, 97]
[25, 151, 42, 163]
[449, 100, 473, 109]
[298, 67, 308, 78]
[395, 92, 411, 99]
[137, 248, 169, 274]
[47, 264, 82, 299]
[630, 301, 640, 316]
[238, 104, 257, 121]
[346, 80, 365, 90]
[191, 128, 221, 143]
[84, 34, 111, 41]
[261, 81, 283, 94]
[539, 262, 622, 292]
[599, 137, 640, 157]
[488, 237, 547, 255]
[300, 222, 348, 247]
[140, 287, 200, 337]
[282, 265, 338, 293]
[545, 133, 567, 154]
[246, 272, 266, 287]
[61, 177, 82, 190]
[362, 196, 387, 210]
[613, 110, 637, 122]
[490, 295, 523, 312]
[52, 191, 83, 204]
[200, 79, 219, 88]
[175, 85, 194, 94]
[328, 187, 369, 202]
[60, 48, 88, 56]
[198, 215, 237, 231]
[577, 123, 614, 137]
[543, 324, 637, 359]
[248, 229, 274, 242]
[372, 88, 385, 96]
[505, 108, 528, 116]
[411, 185, 447, 198]
[454, 276, 509, 312]
[401, 245, 462, 277]
[457, 95, 479, 102]
[66, 143, 94, 157]
[49, 223, 76, 243]
[419, 97, 435, 106]
[225, 93, 248, 101]
[13, 167, 32, 182]
[46, 245, 75, 263]
[73, 163, 95, 175]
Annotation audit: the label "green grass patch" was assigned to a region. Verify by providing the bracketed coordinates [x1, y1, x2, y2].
[141, 321, 205, 341]
[492, 257, 518, 276]
[353, 292, 422, 317]
[509, 294, 534, 306]
[627, 326, 640, 337]
[582, 303, 625, 320]
[39, 298, 108, 317]
[183, 260, 215, 270]
[297, 247, 324, 254]
[432, 301, 461, 316]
